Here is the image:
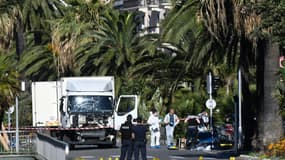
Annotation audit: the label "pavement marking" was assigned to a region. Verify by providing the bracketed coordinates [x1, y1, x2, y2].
[79, 156, 95, 159]
[110, 155, 120, 158]
[169, 156, 218, 160]
[169, 156, 187, 159]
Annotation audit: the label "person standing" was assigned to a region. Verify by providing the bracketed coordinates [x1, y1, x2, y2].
[184, 115, 200, 149]
[164, 108, 180, 147]
[132, 117, 148, 160]
[120, 115, 133, 160]
[147, 108, 161, 148]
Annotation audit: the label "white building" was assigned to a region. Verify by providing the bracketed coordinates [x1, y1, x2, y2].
[114, 0, 172, 34]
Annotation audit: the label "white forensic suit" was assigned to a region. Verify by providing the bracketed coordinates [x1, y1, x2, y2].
[147, 112, 161, 147]
[164, 113, 180, 146]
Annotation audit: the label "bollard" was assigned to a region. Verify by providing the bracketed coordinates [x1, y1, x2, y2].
[198, 156, 203, 160]
[229, 157, 235, 160]
[99, 157, 104, 160]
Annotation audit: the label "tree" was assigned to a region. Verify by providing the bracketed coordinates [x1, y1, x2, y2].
[80, 10, 147, 95]
[255, 0, 285, 148]
[158, 0, 284, 150]
[0, 52, 19, 127]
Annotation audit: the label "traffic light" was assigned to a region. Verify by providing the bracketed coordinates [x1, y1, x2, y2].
[212, 76, 220, 90]
[206, 73, 221, 95]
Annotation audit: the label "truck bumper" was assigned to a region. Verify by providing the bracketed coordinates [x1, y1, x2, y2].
[53, 128, 117, 146]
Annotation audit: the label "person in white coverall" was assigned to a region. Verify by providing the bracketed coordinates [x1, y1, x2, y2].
[147, 108, 161, 148]
[164, 108, 180, 147]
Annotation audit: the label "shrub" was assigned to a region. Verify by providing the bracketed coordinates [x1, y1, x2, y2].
[266, 138, 285, 158]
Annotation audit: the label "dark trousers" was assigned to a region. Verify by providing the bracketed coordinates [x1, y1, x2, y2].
[186, 126, 198, 148]
[134, 141, 146, 160]
[120, 139, 133, 160]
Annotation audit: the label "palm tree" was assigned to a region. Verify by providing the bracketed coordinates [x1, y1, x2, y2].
[164, 0, 283, 149]
[50, 0, 109, 77]
[79, 10, 146, 95]
[22, 0, 65, 45]
[0, 52, 19, 128]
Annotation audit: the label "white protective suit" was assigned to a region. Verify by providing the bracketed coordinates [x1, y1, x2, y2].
[164, 113, 179, 146]
[147, 112, 161, 147]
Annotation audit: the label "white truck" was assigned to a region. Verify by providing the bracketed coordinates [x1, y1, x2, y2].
[32, 76, 138, 147]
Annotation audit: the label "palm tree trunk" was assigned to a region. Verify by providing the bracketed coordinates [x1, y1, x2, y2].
[240, 35, 256, 150]
[15, 18, 25, 60]
[256, 40, 284, 150]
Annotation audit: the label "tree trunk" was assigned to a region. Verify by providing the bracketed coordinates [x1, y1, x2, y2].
[15, 18, 25, 60]
[34, 31, 42, 45]
[256, 40, 284, 150]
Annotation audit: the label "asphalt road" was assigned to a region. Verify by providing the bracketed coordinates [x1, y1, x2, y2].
[67, 145, 238, 160]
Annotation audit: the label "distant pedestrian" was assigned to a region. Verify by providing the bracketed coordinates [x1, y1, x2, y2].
[164, 108, 180, 147]
[147, 108, 161, 148]
[120, 115, 133, 160]
[198, 111, 209, 129]
[132, 117, 148, 160]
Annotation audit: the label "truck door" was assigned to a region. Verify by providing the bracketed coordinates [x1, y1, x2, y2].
[114, 95, 138, 130]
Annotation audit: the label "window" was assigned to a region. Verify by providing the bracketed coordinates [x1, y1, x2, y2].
[117, 97, 135, 116]
[67, 96, 113, 113]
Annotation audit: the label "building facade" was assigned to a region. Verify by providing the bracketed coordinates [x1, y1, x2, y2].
[114, 0, 172, 33]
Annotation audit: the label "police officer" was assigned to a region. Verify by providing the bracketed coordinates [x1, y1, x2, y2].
[184, 115, 200, 149]
[120, 115, 133, 160]
[132, 117, 148, 160]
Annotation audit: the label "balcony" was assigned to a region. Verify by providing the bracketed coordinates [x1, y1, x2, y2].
[122, 0, 172, 10]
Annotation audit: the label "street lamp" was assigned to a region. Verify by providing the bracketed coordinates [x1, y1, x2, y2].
[15, 81, 25, 153]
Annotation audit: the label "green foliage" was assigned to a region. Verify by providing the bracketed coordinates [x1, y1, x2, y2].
[257, 1, 285, 48]
[0, 52, 19, 121]
[276, 68, 285, 118]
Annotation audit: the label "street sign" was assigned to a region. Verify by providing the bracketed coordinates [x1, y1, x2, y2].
[5, 106, 15, 114]
[206, 99, 216, 109]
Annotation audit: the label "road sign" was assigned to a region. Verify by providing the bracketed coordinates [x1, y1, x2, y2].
[5, 106, 15, 114]
[206, 99, 216, 109]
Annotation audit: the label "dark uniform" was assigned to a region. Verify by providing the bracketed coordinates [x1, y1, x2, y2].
[120, 120, 133, 160]
[132, 118, 148, 160]
[186, 117, 199, 149]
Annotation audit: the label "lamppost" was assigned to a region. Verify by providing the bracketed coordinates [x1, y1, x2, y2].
[15, 81, 25, 153]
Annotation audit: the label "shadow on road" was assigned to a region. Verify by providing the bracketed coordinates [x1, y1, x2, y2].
[70, 145, 119, 150]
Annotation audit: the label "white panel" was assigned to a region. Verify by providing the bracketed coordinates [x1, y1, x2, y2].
[32, 82, 61, 126]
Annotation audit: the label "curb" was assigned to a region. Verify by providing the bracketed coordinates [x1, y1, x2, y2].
[239, 154, 271, 160]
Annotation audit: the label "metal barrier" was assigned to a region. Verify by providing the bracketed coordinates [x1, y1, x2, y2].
[0, 130, 35, 153]
[36, 132, 69, 160]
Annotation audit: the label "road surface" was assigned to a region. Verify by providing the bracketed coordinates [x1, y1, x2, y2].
[68, 145, 238, 160]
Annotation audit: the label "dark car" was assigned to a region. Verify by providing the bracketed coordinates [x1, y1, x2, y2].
[188, 127, 233, 150]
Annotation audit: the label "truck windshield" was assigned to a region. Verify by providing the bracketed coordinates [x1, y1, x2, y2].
[67, 96, 113, 113]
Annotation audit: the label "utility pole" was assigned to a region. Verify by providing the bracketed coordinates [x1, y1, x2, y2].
[206, 72, 216, 148]
[238, 69, 242, 149]
[15, 96, 19, 153]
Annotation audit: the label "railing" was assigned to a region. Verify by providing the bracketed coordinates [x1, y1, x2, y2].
[36, 132, 69, 160]
[0, 130, 35, 153]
